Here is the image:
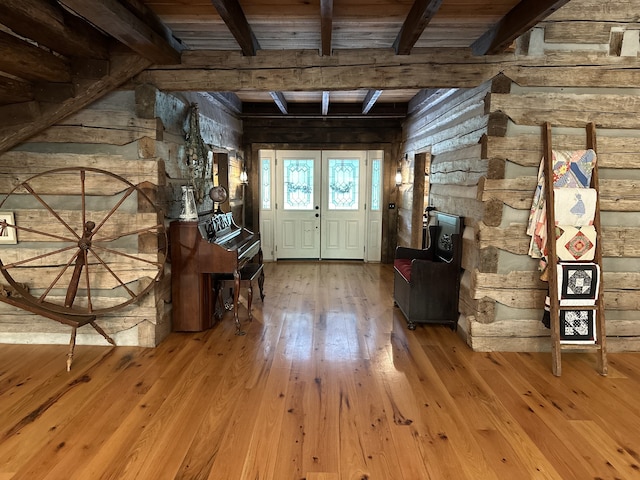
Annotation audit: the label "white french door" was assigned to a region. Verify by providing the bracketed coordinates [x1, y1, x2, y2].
[320, 150, 367, 259]
[260, 149, 382, 261]
[274, 150, 322, 259]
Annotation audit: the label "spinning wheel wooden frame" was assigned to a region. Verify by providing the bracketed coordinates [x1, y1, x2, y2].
[0, 167, 167, 369]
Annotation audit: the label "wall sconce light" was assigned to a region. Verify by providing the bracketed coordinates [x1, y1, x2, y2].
[395, 153, 407, 186]
[395, 168, 402, 186]
[240, 166, 248, 184]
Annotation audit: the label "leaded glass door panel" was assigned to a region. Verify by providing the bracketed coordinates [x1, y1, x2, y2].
[275, 151, 321, 259]
[320, 151, 367, 259]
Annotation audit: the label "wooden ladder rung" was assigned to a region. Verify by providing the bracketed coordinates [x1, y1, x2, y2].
[558, 304, 598, 311]
[559, 343, 601, 351]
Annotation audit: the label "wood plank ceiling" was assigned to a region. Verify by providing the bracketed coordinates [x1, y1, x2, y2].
[0, 0, 571, 152]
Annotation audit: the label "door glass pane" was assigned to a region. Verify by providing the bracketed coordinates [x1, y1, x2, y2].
[371, 158, 381, 211]
[261, 158, 271, 209]
[284, 159, 314, 210]
[328, 159, 359, 210]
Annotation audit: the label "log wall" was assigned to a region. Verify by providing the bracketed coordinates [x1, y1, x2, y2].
[403, 1, 640, 352]
[0, 87, 243, 347]
[403, 76, 510, 343]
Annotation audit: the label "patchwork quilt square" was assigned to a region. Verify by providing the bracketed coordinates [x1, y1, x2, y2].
[556, 225, 596, 261]
[552, 149, 597, 188]
[557, 262, 600, 306]
[559, 309, 597, 344]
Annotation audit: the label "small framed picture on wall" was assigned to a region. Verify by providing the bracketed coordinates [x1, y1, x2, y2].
[0, 212, 17, 244]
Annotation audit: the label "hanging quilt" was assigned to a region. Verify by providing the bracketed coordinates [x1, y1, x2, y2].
[526, 149, 597, 270]
[554, 188, 597, 226]
[550, 149, 597, 188]
[557, 262, 600, 306]
[559, 309, 597, 344]
[556, 225, 597, 261]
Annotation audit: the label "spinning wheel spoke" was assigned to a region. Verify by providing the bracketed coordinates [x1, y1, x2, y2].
[91, 244, 164, 267]
[96, 223, 164, 243]
[89, 249, 137, 299]
[91, 185, 136, 238]
[38, 249, 82, 303]
[82, 250, 94, 312]
[1, 244, 78, 269]
[22, 182, 80, 240]
[80, 170, 87, 227]
[8, 223, 78, 243]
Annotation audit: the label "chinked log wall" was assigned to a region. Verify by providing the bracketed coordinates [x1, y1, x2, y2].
[404, 1, 640, 352]
[0, 88, 242, 347]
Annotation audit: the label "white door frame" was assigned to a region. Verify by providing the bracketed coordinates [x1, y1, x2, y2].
[259, 149, 383, 262]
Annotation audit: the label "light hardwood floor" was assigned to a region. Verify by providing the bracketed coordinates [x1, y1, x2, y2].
[1, 262, 640, 479]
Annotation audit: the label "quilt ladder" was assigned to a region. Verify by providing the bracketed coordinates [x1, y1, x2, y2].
[543, 122, 607, 377]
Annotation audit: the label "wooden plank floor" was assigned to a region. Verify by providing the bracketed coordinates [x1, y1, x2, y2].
[1, 262, 640, 479]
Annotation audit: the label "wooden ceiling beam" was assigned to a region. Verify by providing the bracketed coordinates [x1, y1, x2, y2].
[241, 101, 407, 118]
[204, 92, 243, 115]
[393, 0, 444, 55]
[362, 90, 383, 114]
[0, 101, 41, 127]
[136, 48, 516, 90]
[322, 91, 330, 115]
[0, 52, 152, 154]
[58, 0, 182, 64]
[320, 0, 333, 56]
[0, 31, 71, 82]
[210, 0, 260, 56]
[0, 0, 110, 59]
[0, 74, 33, 105]
[472, 0, 571, 55]
[270, 91, 288, 114]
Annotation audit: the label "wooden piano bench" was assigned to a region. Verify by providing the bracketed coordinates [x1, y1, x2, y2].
[212, 263, 265, 335]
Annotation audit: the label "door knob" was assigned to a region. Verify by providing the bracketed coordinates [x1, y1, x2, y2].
[315, 213, 319, 217]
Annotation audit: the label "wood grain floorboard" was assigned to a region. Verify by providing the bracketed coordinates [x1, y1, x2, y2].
[0, 262, 639, 479]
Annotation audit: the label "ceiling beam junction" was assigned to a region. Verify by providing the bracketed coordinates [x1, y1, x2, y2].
[393, 0, 444, 55]
[210, 0, 289, 116]
[58, 0, 182, 64]
[270, 91, 288, 114]
[210, 0, 260, 56]
[322, 91, 330, 115]
[0, 30, 71, 82]
[362, 90, 383, 114]
[320, 0, 333, 56]
[472, 0, 571, 55]
[0, 0, 110, 60]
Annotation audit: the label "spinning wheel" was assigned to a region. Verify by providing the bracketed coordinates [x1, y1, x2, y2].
[0, 167, 167, 369]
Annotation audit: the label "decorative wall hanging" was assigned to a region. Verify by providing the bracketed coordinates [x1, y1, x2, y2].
[559, 309, 597, 344]
[0, 212, 17, 244]
[557, 262, 600, 306]
[556, 225, 596, 261]
[185, 103, 210, 203]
